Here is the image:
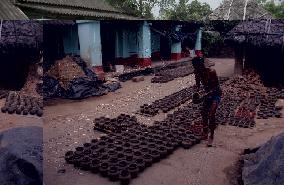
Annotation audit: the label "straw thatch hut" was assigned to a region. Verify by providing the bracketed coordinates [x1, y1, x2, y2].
[226, 19, 284, 86]
[208, 0, 274, 20]
[0, 20, 42, 90]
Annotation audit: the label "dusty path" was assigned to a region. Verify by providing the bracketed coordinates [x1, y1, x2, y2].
[0, 99, 43, 132]
[43, 58, 284, 185]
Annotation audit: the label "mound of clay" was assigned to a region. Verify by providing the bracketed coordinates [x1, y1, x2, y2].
[242, 133, 284, 185]
[47, 56, 86, 90]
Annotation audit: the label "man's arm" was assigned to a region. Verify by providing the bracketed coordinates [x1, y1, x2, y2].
[195, 72, 201, 89]
[208, 69, 222, 96]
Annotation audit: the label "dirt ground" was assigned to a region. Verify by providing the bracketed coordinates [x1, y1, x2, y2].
[0, 99, 43, 132]
[43, 58, 284, 185]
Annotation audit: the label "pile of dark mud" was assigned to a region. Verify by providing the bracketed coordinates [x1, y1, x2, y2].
[242, 133, 284, 185]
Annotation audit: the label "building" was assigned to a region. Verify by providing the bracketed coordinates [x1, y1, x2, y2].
[226, 19, 284, 86]
[0, 20, 42, 89]
[43, 20, 202, 72]
[1, 0, 202, 73]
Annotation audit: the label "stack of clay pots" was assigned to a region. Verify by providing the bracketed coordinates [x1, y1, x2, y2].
[257, 88, 283, 119]
[151, 66, 194, 83]
[94, 114, 139, 133]
[0, 90, 8, 99]
[140, 87, 194, 116]
[68, 114, 200, 184]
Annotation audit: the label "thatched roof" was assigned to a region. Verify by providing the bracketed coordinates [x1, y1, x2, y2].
[0, 20, 42, 51]
[208, 0, 274, 20]
[226, 19, 284, 49]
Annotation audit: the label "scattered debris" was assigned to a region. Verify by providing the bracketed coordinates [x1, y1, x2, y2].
[132, 76, 145, 82]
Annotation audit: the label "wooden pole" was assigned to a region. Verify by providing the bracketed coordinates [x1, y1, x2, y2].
[234, 44, 244, 75]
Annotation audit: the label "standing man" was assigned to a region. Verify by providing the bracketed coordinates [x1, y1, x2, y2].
[192, 54, 222, 147]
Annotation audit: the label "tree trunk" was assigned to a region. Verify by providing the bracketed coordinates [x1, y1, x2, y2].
[234, 44, 244, 75]
[139, 0, 143, 16]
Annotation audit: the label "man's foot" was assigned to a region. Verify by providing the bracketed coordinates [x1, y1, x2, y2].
[201, 132, 208, 140]
[207, 137, 213, 147]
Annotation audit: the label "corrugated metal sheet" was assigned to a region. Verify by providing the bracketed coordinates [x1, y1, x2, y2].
[16, 3, 139, 20]
[0, 0, 28, 20]
[42, 20, 76, 26]
[17, 0, 126, 14]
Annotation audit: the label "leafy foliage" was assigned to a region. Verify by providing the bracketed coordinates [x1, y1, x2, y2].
[263, 0, 284, 18]
[162, 0, 212, 20]
[257, 0, 284, 18]
[105, 0, 158, 18]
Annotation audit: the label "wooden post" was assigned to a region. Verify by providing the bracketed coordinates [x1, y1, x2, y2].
[234, 44, 244, 75]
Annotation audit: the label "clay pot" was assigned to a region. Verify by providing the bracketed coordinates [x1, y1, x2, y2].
[124, 148, 132, 155]
[143, 154, 153, 167]
[15, 108, 22, 115]
[125, 155, 133, 163]
[30, 109, 36, 115]
[80, 157, 92, 171]
[116, 146, 124, 152]
[119, 170, 131, 185]
[135, 158, 146, 172]
[133, 151, 142, 158]
[83, 142, 92, 148]
[65, 151, 74, 164]
[99, 162, 109, 177]
[72, 155, 82, 168]
[36, 109, 43, 117]
[158, 146, 167, 158]
[128, 163, 139, 178]
[123, 142, 131, 149]
[117, 153, 125, 160]
[1, 106, 7, 113]
[118, 160, 128, 170]
[83, 148, 91, 155]
[108, 166, 120, 181]
[100, 154, 109, 162]
[7, 107, 15, 114]
[132, 145, 140, 151]
[149, 150, 160, 162]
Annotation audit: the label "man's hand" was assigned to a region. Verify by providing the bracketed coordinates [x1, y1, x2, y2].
[193, 84, 200, 92]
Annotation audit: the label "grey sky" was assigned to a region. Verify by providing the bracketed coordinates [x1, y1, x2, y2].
[153, 0, 223, 17]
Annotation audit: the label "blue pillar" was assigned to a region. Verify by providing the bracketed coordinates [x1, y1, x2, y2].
[151, 32, 160, 52]
[63, 25, 80, 55]
[138, 21, 151, 67]
[115, 30, 123, 58]
[195, 28, 202, 51]
[171, 25, 182, 61]
[122, 29, 130, 58]
[128, 30, 138, 56]
[77, 20, 102, 67]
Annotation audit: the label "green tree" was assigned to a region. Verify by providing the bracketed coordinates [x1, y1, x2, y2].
[163, 0, 212, 20]
[256, 0, 284, 18]
[264, 0, 284, 18]
[256, 0, 268, 4]
[105, 0, 158, 18]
